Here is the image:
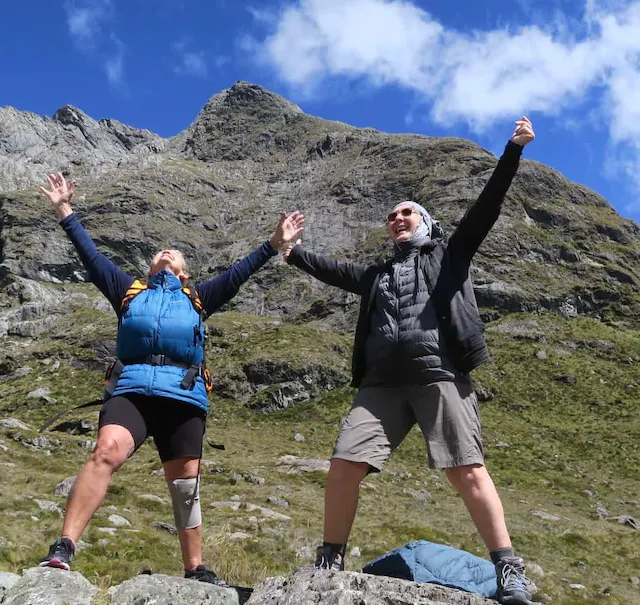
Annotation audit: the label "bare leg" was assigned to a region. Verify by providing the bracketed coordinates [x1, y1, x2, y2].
[323, 458, 370, 544]
[444, 464, 511, 551]
[164, 457, 201, 570]
[61, 424, 135, 543]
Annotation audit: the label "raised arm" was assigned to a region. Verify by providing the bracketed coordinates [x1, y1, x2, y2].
[284, 241, 368, 295]
[197, 210, 304, 316]
[448, 117, 535, 262]
[40, 173, 134, 312]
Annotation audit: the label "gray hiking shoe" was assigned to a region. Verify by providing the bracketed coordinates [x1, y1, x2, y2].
[314, 545, 345, 571]
[184, 565, 228, 586]
[496, 556, 532, 604]
[40, 537, 75, 571]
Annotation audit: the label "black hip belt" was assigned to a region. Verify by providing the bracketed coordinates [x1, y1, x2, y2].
[105, 356, 212, 396]
[123, 354, 196, 370]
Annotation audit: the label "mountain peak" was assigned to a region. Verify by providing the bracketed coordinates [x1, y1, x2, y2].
[204, 81, 303, 117]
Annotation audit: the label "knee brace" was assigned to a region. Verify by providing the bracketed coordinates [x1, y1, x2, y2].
[167, 477, 202, 530]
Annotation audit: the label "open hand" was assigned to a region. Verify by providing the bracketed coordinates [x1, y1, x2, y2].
[283, 239, 302, 263]
[39, 173, 76, 220]
[511, 116, 535, 147]
[270, 211, 304, 250]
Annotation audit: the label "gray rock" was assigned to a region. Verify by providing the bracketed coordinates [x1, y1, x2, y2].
[33, 499, 63, 516]
[0, 418, 31, 430]
[244, 503, 291, 521]
[152, 521, 178, 535]
[266, 496, 290, 508]
[617, 515, 639, 530]
[107, 572, 239, 604]
[108, 514, 131, 527]
[52, 420, 94, 435]
[21, 436, 56, 452]
[535, 350, 548, 360]
[0, 572, 20, 598]
[54, 476, 76, 497]
[294, 433, 306, 442]
[594, 504, 609, 519]
[350, 546, 361, 557]
[26, 387, 56, 403]
[228, 532, 251, 541]
[569, 583, 586, 590]
[402, 488, 432, 503]
[2, 567, 97, 604]
[0, 368, 32, 383]
[211, 501, 242, 511]
[276, 455, 330, 474]
[249, 568, 495, 604]
[531, 510, 567, 522]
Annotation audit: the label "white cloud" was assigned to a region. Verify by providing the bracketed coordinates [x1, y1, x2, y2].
[173, 42, 209, 78]
[105, 36, 125, 88]
[249, 0, 640, 211]
[65, 0, 112, 49]
[65, 0, 126, 89]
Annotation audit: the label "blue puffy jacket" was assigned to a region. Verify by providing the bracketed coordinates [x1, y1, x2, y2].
[60, 213, 278, 413]
[363, 540, 498, 598]
[112, 270, 208, 410]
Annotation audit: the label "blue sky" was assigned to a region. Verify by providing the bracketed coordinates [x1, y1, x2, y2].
[2, 0, 640, 222]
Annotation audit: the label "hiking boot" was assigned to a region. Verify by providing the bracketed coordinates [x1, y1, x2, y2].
[184, 565, 228, 586]
[496, 556, 532, 604]
[40, 537, 75, 571]
[314, 545, 345, 571]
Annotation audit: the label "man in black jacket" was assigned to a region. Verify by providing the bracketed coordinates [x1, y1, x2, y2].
[284, 117, 535, 605]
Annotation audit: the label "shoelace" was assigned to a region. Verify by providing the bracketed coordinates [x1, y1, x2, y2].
[501, 562, 528, 592]
[52, 542, 73, 557]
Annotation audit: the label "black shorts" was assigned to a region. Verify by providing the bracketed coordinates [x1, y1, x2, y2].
[99, 393, 206, 463]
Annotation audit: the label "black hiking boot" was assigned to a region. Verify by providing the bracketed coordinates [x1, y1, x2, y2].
[496, 556, 532, 604]
[184, 565, 228, 586]
[314, 545, 345, 571]
[40, 537, 75, 571]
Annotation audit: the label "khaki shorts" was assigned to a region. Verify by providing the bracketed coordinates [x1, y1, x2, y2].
[333, 381, 483, 471]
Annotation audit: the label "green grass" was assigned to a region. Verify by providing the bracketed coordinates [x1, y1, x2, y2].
[0, 310, 639, 604]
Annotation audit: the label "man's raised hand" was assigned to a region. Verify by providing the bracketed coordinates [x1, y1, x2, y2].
[510, 116, 535, 147]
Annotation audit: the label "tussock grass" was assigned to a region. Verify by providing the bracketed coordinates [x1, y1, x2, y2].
[0, 311, 639, 604]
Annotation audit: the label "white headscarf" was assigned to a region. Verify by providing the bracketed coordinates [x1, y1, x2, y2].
[391, 201, 443, 241]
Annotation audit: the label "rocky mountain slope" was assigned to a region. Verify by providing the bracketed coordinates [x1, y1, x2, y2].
[0, 82, 638, 605]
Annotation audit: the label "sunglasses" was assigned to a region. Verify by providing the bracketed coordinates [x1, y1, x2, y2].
[387, 208, 415, 222]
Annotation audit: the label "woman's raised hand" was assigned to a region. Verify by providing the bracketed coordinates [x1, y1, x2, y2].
[270, 210, 304, 251]
[39, 173, 76, 220]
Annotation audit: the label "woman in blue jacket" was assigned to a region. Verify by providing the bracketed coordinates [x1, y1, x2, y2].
[38, 173, 304, 586]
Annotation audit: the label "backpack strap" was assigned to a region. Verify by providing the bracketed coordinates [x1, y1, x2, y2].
[182, 286, 204, 317]
[121, 279, 147, 315]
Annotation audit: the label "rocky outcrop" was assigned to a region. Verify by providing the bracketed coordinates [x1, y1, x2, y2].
[1, 80, 639, 328]
[1, 567, 97, 605]
[0, 105, 163, 193]
[0, 567, 512, 605]
[248, 568, 498, 605]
